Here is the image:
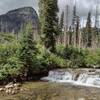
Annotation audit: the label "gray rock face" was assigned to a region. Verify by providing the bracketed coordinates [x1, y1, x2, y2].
[0, 7, 39, 39]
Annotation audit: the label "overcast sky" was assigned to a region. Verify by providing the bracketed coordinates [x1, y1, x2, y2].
[0, 0, 100, 18]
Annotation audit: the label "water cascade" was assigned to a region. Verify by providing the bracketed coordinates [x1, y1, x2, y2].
[41, 69, 100, 88]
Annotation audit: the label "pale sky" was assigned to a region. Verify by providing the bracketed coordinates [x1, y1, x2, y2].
[0, 0, 100, 16]
[0, 0, 100, 27]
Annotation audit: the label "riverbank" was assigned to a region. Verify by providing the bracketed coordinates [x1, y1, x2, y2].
[0, 81, 100, 100]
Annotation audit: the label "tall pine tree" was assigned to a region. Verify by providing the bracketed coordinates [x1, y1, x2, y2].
[76, 16, 80, 47]
[86, 12, 92, 47]
[59, 11, 64, 44]
[39, 0, 59, 53]
[72, 4, 77, 46]
[59, 11, 64, 33]
[19, 23, 37, 80]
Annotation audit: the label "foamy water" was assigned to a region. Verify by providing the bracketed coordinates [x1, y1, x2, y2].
[41, 69, 100, 88]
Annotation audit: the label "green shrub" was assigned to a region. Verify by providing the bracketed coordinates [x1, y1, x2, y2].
[0, 56, 23, 81]
[56, 45, 100, 68]
[56, 45, 86, 67]
[56, 44, 65, 57]
[0, 33, 16, 43]
[0, 36, 22, 81]
[84, 50, 100, 67]
[0, 41, 20, 64]
[36, 43, 50, 67]
[48, 53, 68, 68]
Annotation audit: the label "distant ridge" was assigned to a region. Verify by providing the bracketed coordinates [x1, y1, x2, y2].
[0, 7, 39, 39]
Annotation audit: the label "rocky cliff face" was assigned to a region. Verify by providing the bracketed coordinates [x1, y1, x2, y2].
[0, 7, 39, 39]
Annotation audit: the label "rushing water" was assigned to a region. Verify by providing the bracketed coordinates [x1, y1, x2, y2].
[41, 69, 100, 88]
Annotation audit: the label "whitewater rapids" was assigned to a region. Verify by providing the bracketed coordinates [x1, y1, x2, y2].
[41, 69, 100, 88]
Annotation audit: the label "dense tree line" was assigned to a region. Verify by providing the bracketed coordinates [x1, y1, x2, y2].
[58, 3, 100, 49]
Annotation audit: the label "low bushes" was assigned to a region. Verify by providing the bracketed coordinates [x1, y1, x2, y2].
[0, 42, 23, 82]
[0, 26, 100, 84]
[0, 37, 100, 84]
[56, 45, 100, 68]
[37, 44, 70, 69]
[84, 50, 100, 67]
[47, 53, 69, 68]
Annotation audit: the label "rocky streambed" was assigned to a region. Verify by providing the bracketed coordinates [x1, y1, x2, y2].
[0, 82, 100, 100]
[0, 69, 100, 100]
[0, 82, 23, 95]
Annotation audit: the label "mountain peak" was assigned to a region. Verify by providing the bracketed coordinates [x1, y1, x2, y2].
[0, 7, 39, 37]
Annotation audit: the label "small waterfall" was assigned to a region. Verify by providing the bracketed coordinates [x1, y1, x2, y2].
[41, 69, 100, 88]
[42, 71, 73, 82]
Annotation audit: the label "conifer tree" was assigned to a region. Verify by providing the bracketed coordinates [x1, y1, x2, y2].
[76, 16, 80, 47]
[19, 23, 37, 79]
[72, 4, 77, 46]
[59, 11, 64, 33]
[69, 26, 73, 45]
[59, 11, 64, 43]
[86, 12, 92, 47]
[39, 0, 59, 53]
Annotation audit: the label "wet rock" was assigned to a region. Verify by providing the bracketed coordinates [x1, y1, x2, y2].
[78, 98, 85, 100]
[74, 73, 80, 81]
[5, 82, 14, 89]
[0, 82, 22, 95]
[5, 89, 12, 94]
[13, 86, 19, 90]
[88, 69, 96, 73]
[20, 88, 24, 92]
[0, 88, 4, 91]
[13, 83, 21, 87]
[11, 90, 16, 95]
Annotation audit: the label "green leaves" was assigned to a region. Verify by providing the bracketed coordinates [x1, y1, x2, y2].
[18, 23, 40, 78]
[0, 42, 22, 81]
[86, 12, 92, 47]
[0, 23, 39, 81]
[39, 0, 59, 53]
[84, 50, 100, 67]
